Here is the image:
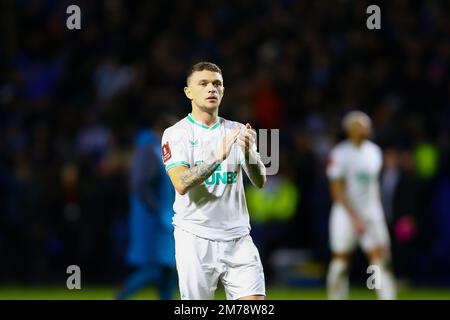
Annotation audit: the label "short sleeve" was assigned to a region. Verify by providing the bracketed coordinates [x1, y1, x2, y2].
[375, 145, 383, 172]
[326, 147, 345, 180]
[161, 127, 190, 171]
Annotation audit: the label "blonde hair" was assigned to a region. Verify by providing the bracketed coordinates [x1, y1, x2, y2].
[342, 111, 372, 131]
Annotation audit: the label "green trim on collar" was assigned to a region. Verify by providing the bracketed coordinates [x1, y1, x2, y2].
[187, 114, 221, 130]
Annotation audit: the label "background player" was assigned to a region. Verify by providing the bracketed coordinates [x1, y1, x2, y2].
[326, 111, 396, 300]
[116, 116, 177, 300]
[161, 62, 267, 300]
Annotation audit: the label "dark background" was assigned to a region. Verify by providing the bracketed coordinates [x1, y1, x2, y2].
[1, 0, 449, 289]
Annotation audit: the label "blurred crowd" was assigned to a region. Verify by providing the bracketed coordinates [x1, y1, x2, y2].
[1, 0, 450, 285]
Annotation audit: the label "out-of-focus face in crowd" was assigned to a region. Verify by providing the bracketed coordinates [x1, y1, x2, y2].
[343, 111, 372, 143]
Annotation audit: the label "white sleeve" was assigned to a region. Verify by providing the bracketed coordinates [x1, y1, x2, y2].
[161, 127, 190, 171]
[326, 147, 345, 180]
[375, 145, 383, 172]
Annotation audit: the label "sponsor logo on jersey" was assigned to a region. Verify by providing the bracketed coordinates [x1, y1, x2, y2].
[195, 161, 238, 185]
[356, 172, 373, 184]
[205, 171, 238, 185]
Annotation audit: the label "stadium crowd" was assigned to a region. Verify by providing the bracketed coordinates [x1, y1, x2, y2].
[1, 0, 449, 286]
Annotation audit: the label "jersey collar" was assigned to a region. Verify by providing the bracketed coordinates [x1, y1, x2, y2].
[187, 114, 221, 130]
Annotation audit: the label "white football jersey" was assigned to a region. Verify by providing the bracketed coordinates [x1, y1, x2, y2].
[326, 140, 384, 218]
[161, 114, 252, 241]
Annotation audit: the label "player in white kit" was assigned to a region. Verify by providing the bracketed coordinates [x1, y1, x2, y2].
[326, 111, 396, 300]
[161, 62, 267, 300]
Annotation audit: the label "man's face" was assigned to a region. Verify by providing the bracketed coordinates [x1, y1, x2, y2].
[184, 70, 224, 112]
[347, 119, 371, 140]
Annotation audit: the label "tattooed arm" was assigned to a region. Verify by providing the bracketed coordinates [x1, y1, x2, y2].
[167, 161, 220, 195]
[167, 129, 240, 195]
[242, 150, 267, 188]
[239, 123, 267, 188]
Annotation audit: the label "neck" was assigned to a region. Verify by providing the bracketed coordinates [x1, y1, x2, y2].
[191, 106, 219, 126]
[350, 138, 364, 147]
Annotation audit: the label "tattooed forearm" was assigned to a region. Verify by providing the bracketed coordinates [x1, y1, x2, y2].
[243, 150, 266, 188]
[245, 161, 266, 188]
[179, 161, 221, 190]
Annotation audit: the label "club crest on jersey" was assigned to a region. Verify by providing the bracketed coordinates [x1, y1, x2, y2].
[189, 139, 199, 146]
[162, 142, 172, 163]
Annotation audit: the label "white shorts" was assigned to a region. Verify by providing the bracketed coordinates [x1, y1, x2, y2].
[174, 226, 266, 300]
[329, 205, 391, 253]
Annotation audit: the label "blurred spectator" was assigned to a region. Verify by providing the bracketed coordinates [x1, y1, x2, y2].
[116, 115, 177, 300]
[1, 0, 449, 286]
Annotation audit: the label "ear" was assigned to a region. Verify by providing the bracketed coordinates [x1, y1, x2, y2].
[184, 86, 192, 100]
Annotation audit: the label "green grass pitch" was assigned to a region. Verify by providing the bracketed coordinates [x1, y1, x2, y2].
[0, 286, 448, 300]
